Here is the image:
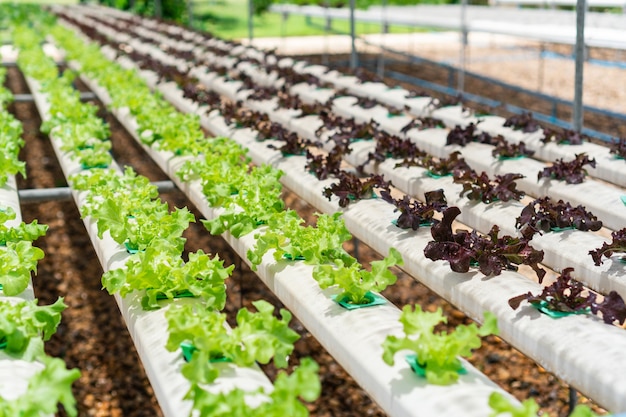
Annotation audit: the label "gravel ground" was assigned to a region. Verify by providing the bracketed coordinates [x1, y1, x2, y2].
[5, 35, 614, 416]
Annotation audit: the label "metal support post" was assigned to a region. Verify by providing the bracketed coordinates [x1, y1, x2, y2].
[568, 387, 578, 415]
[154, 0, 162, 18]
[187, 0, 194, 28]
[12, 92, 96, 102]
[349, 0, 358, 70]
[377, 0, 387, 78]
[323, 0, 330, 67]
[458, 0, 468, 93]
[248, 0, 254, 44]
[281, 11, 289, 51]
[573, 0, 586, 132]
[18, 181, 176, 203]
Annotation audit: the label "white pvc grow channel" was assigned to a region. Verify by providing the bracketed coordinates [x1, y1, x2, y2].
[106, 11, 626, 196]
[0, 180, 41, 412]
[0, 75, 45, 412]
[52, 19, 619, 412]
[155, 46, 626, 304]
[22, 74, 275, 417]
[70, 6, 626, 308]
[155, 78, 626, 414]
[49, 26, 528, 416]
[52, 5, 624, 410]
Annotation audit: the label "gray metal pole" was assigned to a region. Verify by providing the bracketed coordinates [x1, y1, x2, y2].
[323, 0, 329, 67]
[187, 0, 193, 28]
[573, 0, 586, 132]
[568, 387, 578, 415]
[458, 0, 468, 93]
[248, 0, 254, 44]
[18, 181, 176, 203]
[377, 0, 387, 78]
[154, 0, 162, 18]
[13, 92, 96, 102]
[350, 0, 357, 70]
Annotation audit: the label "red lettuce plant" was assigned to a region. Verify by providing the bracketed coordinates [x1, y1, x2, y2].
[509, 268, 593, 313]
[380, 189, 448, 230]
[491, 137, 535, 159]
[503, 112, 541, 133]
[609, 137, 626, 159]
[305, 146, 347, 180]
[589, 228, 626, 266]
[453, 170, 525, 204]
[446, 123, 494, 147]
[245, 85, 280, 102]
[359, 132, 427, 171]
[353, 96, 380, 110]
[424, 207, 546, 281]
[541, 128, 587, 145]
[516, 197, 602, 238]
[429, 94, 463, 110]
[509, 268, 626, 325]
[182, 84, 222, 109]
[323, 172, 391, 208]
[400, 116, 445, 134]
[417, 151, 471, 177]
[537, 153, 596, 184]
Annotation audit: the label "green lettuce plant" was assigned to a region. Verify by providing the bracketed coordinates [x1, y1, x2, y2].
[488, 392, 600, 417]
[0, 356, 80, 417]
[0, 298, 66, 360]
[0, 240, 45, 296]
[383, 306, 498, 385]
[185, 357, 320, 417]
[165, 300, 300, 384]
[102, 239, 233, 310]
[247, 211, 354, 270]
[0, 206, 48, 245]
[313, 248, 403, 305]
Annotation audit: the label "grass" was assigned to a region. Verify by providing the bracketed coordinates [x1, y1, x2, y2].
[0, 0, 78, 3]
[191, 0, 418, 39]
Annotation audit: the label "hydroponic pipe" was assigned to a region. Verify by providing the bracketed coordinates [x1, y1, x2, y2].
[17, 181, 176, 203]
[23, 75, 274, 417]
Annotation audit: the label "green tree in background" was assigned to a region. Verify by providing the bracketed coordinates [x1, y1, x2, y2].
[100, 0, 187, 22]
[253, 0, 274, 14]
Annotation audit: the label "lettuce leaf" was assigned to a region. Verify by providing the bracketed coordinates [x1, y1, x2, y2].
[247, 211, 353, 270]
[0, 206, 48, 245]
[382, 306, 498, 385]
[102, 238, 232, 310]
[0, 298, 66, 360]
[165, 300, 299, 384]
[313, 247, 403, 305]
[187, 357, 320, 417]
[0, 241, 45, 296]
[0, 356, 80, 417]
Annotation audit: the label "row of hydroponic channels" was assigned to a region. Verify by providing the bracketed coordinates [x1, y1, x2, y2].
[1, 3, 625, 416]
[58, 4, 626, 411]
[0, 44, 82, 416]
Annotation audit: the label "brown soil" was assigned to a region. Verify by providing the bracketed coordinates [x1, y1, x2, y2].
[4, 51, 608, 417]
